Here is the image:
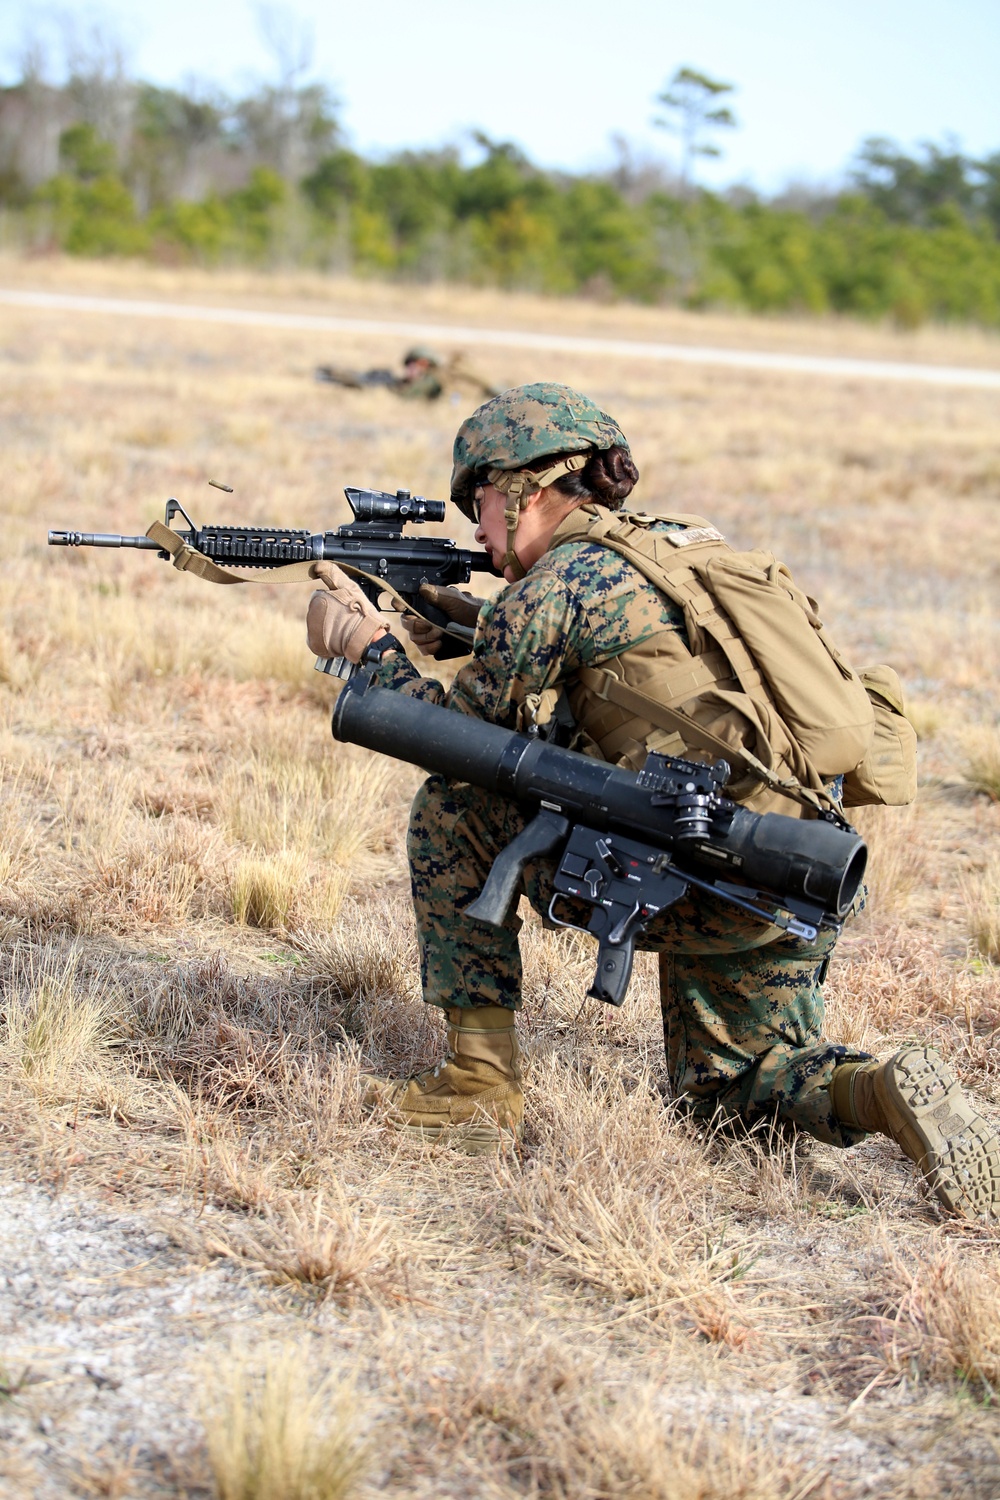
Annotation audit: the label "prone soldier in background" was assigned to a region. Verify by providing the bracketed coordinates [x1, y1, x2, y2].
[315, 344, 501, 402]
[306, 382, 1000, 1220]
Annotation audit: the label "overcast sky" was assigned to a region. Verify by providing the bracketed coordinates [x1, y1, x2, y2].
[2, 0, 997, 191]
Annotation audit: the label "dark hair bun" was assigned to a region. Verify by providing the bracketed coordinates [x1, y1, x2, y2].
[582, 445, 639, 506]
[529, 444, 639, 507]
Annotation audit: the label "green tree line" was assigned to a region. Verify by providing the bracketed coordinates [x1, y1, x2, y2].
[2, 71, 999, 327]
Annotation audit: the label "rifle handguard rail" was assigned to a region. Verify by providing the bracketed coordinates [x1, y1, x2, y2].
[49, 488, 498, 669]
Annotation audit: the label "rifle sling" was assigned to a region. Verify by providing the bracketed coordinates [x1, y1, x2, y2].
[144, 520, 472, 644]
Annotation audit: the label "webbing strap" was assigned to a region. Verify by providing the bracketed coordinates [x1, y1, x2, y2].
[555, 510, 835, 815]
[579, 652, 730, 711]
[488, 453, 588, 497]
[599, 722, 681, 764]
[567, 515, 732, 615]
[146, 520, 258, 584]
[144, 520, 464, 640]
[576, 667, 833, 816]
[489, 454, 589, 581]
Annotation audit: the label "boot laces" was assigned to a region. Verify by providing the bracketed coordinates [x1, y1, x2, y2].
[424, 1046, 455, 1083]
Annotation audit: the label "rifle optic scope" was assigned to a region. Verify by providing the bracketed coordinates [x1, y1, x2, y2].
[345, 488, 446, 525]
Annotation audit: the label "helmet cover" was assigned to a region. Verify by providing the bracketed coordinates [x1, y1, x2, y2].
[450, 382, 630, 521]
[403, 344, 442, 366]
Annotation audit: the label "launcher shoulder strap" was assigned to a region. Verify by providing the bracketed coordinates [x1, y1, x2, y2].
[574, 665, 837, 817]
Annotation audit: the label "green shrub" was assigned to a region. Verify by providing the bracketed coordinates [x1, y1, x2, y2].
[8, 113, 1000, 324]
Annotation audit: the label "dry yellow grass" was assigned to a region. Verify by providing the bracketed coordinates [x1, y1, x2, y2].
[199, 1187, 406, 1306]
[876, 1242, 1000, 1394]
[962, 725, 1000, 800]
[203, 1344, 370, 1500]
[961, 856, 1000, 964]
[1, 258, 1000, 1498]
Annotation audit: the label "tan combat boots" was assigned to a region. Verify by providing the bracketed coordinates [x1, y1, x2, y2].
[831, 1046, 1000, 1218]
[362, 1005, 523, 1155]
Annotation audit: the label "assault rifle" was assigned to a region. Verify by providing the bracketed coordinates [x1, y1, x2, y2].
[332, 678, 867, 1007]
[49, 487, 496, 671]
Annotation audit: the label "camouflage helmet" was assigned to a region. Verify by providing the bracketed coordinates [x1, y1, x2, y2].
[450, 382, 630, 524]
[403, 344, 442, 367]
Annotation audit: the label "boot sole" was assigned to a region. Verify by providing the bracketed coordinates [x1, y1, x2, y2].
[876, 1046, 1000, 1218]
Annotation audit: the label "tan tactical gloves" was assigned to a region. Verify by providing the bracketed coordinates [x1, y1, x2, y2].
[306, 570, 484, 664]
[306, 562, 385, 664]
[401, 582, 484, 657]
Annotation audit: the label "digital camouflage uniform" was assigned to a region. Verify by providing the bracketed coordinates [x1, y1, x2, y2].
[399, 353, 501, 403]
[322, 379, 1000, 1212]
[371, 517, 870, 1148]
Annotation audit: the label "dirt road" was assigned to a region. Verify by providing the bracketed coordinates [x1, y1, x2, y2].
[3, 286, 1000, 388]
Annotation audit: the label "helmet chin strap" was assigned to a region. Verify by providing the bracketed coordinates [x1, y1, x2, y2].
[487, 454, 588, 580]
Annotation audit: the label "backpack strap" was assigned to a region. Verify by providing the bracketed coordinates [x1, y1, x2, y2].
[554, 509, 840, 815]
[577, 666, 836, 817]
[562, 512, 768, 697]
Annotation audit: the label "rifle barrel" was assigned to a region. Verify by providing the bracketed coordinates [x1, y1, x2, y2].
[48, 531, 161, 550]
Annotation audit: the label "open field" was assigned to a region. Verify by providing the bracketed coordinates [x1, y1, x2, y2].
[1, 259, 999, 1498]
[5, 254, 1000, 368]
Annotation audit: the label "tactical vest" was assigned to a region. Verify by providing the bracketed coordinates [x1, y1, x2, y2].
[542, 507, 913, 819]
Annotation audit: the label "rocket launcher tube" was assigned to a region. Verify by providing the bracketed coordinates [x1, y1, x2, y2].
[332, 681, 867, 923]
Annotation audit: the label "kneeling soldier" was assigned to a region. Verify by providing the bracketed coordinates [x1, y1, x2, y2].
[306, 382, 1000, 1220]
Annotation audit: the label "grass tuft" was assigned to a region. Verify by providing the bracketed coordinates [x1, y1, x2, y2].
[204, 1188, 403, 1304]
[218, 749, 397, 863]
[203, 1343, 369, 1500]
[850, 805, 926, 918]
[963, 725, 1000, 800]
[961, 855, 1000, 963]
[871, 1242, 1000, 1395]
[905, 698, 942, 741]
[0, 940, 152, 1128]
[227, 855, 349, 930]
[389, 1331, 828, 1498]
[495, 1055, 761, 1336]
[230, 852, 309, 930]
[3, 947, 115, 1105]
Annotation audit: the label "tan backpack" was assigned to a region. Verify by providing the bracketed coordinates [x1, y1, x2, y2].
[841, 665, 918, 807]
[548, 508, 916, 818]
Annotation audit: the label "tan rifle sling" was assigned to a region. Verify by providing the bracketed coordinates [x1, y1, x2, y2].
[144, 519, 467, 642]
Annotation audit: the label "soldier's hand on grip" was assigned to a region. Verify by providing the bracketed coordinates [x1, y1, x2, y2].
[401, 582, 484, 657]
[307, 562, 384, 664]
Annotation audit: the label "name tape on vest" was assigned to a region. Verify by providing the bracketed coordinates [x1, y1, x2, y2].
[666, 526, 726, 547]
